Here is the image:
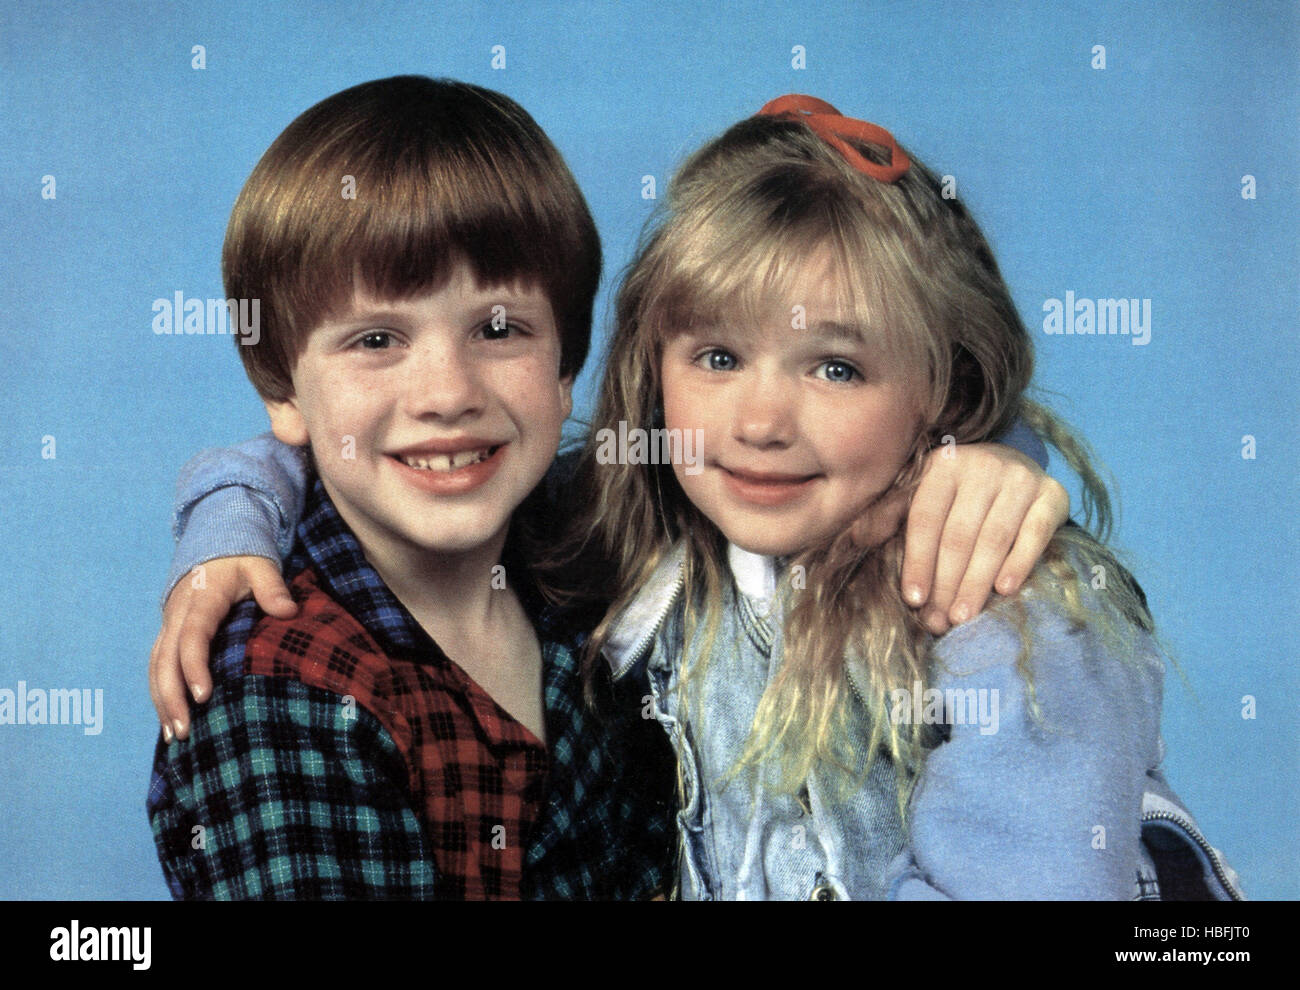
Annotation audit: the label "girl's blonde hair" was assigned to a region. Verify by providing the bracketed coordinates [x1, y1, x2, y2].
[550, 108, 1153, 807]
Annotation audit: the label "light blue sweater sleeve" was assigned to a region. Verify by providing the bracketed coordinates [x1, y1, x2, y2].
[887, 578, 1165, 900]
[161, 433, 310, 605]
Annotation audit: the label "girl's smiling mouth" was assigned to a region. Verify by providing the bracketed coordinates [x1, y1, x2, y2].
[719, 464, 820, 506]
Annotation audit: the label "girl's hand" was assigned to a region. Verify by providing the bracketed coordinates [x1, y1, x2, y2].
[148, 556, 297, 741]
[851, 444, 1069, 635]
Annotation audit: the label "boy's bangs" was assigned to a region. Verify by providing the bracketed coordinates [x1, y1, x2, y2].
[292, 156, 558, 331]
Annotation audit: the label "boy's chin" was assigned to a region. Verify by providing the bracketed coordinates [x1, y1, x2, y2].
[391, 522, 512, 560]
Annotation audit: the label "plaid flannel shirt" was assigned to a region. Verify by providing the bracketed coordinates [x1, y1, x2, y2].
[148, 477, 672, 900]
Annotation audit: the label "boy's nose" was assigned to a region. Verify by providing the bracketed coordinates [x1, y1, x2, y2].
[403, 342, 486, 420]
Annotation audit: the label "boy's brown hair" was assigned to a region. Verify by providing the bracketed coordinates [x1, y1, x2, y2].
[224, 75, 601, 401]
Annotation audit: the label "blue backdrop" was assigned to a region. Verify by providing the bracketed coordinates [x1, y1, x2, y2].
[1, 0, 1295, 899]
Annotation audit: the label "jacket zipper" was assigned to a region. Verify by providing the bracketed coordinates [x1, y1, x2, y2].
[609, 558, 687, 681]
[1141, 808, 1243, 901]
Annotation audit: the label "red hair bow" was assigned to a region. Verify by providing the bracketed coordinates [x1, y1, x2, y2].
[757, 94, 910, 183]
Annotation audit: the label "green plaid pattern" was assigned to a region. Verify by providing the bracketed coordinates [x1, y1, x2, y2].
[149, 668, 436, 899]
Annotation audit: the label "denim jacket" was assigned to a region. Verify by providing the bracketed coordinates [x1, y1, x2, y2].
[603, 541, 1245, 901]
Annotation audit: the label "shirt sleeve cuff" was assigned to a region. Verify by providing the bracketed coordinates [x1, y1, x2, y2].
[161, 487, 285, 608]
[997, 416, 1048, 469]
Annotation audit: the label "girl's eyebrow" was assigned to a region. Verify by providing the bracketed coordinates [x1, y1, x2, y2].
[807, 320, 873, 346]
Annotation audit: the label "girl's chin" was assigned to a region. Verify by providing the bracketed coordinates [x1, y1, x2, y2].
[721, 520, 850, 559]
[722, 531, 805, 559]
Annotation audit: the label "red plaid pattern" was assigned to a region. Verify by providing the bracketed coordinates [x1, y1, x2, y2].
[245, 565, 548, 900]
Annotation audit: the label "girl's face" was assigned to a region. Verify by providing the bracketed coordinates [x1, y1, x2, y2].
[659, 254, 923, 558]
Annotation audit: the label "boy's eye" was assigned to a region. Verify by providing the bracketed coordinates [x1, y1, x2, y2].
[480, 319, 526, 341]
[816, 359, 859, 384]
[357, 331, 394, 350]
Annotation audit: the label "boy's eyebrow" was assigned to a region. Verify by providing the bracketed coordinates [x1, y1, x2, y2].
[327, 292, 551, 328]
[323, 307, 420, 329]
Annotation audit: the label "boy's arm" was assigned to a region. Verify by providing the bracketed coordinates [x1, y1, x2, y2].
[853, 418, 1068, 635]
[148, 668, 437, 900]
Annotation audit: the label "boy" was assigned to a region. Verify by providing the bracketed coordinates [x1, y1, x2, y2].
[147, 76, 672, 900]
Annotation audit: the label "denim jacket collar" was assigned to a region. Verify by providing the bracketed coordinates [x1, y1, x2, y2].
[602, 539, 872, 701]
[603, 542, 687, 682]
[603, 541, 781, 674]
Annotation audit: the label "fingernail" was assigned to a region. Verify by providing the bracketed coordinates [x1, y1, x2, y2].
[904, 585, 924, 606]
[952, 603, 971, 624]
[162, 723, 174, 743]
[191, 683, 205, 702]
[173, 719, 185, 740]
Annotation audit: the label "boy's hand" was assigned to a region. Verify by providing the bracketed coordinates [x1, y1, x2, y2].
[851, 444, 1069, 635]
[149, 556, 297, 741]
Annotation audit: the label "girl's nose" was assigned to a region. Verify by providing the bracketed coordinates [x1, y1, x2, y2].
[731, 381, 797, 448]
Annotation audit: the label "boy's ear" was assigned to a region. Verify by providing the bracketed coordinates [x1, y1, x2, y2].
[265, 396, 309, 447]
[558, 374, 574, 421]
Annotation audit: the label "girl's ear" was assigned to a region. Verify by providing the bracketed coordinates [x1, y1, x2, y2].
[265, 397, 309, 447]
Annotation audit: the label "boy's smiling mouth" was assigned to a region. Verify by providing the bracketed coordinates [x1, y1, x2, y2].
[395, 445, 503, 472]
[384, 440, 510, 493]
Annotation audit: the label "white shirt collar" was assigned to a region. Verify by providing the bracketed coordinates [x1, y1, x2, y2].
[727, 542, 778, 609]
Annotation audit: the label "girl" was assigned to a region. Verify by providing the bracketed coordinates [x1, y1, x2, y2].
[563, 95, 1243, 899]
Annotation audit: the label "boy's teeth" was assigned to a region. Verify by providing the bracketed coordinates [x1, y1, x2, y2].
[400, 447, 493, 472]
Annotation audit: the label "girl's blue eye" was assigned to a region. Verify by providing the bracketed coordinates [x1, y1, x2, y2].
[704, 349, 737, 371]
[818, 360, 858, 383]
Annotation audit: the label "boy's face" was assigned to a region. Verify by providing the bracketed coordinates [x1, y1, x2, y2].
[266, 264, 571, 567]
[659, 253, 922, 558]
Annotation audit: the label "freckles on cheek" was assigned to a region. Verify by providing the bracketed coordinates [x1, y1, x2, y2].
[306, 376, 374, 449]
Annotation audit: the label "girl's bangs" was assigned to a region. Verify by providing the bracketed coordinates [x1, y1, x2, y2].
[644, 187, 932, 383]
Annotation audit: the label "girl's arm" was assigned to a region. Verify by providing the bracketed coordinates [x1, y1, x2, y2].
[150, 434, 309, 739]
[163, 432, 310, 599]
[886, 586, 1165, 899]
